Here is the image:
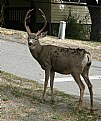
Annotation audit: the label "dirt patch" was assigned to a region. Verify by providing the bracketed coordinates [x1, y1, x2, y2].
[0, 27, 101, 61]
[0, 71, 101, 121]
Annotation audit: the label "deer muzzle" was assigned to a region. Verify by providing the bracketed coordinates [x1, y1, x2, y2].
[28, 39, 33, 46]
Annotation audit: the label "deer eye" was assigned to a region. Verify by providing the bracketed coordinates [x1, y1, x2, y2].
[28, 37, 31, 40]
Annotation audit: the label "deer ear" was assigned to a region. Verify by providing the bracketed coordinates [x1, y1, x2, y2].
[39, 31, 47, 38]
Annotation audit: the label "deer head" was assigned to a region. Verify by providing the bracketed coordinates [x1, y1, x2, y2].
[24, 9, 47, 47]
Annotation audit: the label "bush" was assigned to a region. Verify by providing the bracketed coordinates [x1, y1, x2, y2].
[66, 9, 86, 40]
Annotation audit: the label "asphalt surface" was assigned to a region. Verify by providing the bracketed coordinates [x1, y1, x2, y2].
[1, 40, 101, 106]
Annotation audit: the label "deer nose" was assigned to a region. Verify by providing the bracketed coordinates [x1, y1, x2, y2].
[28, 42, 32, 46]
[28, 39, 33, 46]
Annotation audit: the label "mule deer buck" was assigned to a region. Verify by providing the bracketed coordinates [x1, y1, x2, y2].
[24, 9, 93, 112]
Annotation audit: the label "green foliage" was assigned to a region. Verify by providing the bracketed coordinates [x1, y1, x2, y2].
[66, 8, 87, 40]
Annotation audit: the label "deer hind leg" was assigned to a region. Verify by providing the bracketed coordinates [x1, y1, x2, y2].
[50, 71, 55, 102]
[42, 69, 50, 102]
[72, 73, 85, 111]
[81, 67, 94, 112]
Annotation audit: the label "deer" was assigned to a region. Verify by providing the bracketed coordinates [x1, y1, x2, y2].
[24, 9, 94, 112]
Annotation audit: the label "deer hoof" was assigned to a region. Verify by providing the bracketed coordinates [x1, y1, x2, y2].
[78, 106, 82, 112]
[41, 98, 45, 103]
[90, 109, 94, 113]
[51, 99, 55, 102]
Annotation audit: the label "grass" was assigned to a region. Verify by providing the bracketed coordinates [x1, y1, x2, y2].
[0, 71, 101, 121]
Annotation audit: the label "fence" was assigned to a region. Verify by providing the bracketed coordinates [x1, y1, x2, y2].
[4, 7, 33, 30]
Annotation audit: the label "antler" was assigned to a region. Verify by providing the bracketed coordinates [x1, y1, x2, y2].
[36, 9, 47, 36]
[24, 9, 33, 35]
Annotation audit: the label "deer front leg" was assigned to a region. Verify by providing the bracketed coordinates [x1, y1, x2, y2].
[50, 71, 55, 102]
[42, 69, 50, 102]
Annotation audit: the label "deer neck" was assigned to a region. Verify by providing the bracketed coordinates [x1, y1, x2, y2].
[35, 40, 42, 54]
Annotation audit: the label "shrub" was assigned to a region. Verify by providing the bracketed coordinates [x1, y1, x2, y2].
[66, 8, 87, 40]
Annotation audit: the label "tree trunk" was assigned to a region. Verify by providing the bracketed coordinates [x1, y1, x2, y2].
[85, 0, 101, 41]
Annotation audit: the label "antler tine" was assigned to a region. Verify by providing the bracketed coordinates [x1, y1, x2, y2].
[24, 9, 33, 35]
[36, 9, 47, 36]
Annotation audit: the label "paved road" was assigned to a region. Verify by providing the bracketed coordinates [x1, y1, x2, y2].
[1, 40, 101, 105]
